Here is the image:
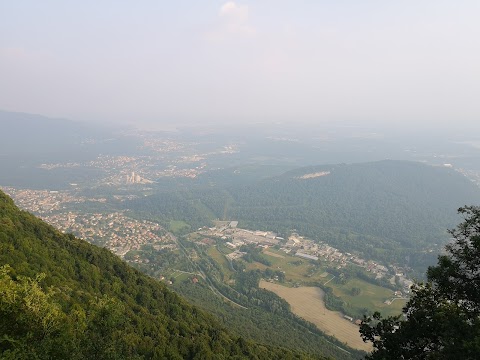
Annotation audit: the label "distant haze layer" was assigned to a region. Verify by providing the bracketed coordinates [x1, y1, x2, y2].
[1, 1, 480, 128]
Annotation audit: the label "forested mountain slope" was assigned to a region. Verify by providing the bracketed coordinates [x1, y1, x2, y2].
[129, 160, 480, 270]
[0, 190, 321, 359]
[222, 160, 479, 244]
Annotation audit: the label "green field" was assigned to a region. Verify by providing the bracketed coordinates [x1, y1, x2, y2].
[163, 269, 192, 283]
[259, 249, 329, 282]
[196, 241, 405, 318]
[168, 220, 191, 233]
[207, 246, 235, 280]
[329, 278, 406, 317]
[245, 248, 405, 316]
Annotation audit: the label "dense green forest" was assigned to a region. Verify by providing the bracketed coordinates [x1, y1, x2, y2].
[0, 190, 325, 359]
[126, 160, 480, 270]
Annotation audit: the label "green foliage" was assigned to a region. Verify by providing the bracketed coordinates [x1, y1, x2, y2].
[350, 287, 361, 296]
[360, 206, 480, 359]
[0, 265, 68, 359]
[322, 286, 346, 314]
[240, 245, 272, 266]
[125, 191, 215, 234]
[0, 190, 320, 359]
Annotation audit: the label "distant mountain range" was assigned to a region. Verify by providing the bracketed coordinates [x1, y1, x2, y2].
[0, 110, 142, 189]
[0, 110, 99, 155]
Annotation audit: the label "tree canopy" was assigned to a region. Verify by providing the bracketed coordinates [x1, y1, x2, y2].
[360, 206, 480, 359]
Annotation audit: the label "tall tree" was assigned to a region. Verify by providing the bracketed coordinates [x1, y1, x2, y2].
[360, 206, 480, 359]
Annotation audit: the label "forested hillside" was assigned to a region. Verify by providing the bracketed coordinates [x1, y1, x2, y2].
[127, 160, 480, 270]
[0, 190, 322, 359]
[218, 161, 480, 248]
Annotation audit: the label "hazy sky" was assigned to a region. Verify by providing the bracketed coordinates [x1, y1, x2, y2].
[1, 1, 479, 128]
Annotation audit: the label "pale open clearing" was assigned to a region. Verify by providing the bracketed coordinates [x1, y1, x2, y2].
[296, 171, 331, 179]
[260, 280, 372, 352]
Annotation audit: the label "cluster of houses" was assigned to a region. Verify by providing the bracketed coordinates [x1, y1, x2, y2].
[40, 211, 174, 257]
[1, 186, 97, 215]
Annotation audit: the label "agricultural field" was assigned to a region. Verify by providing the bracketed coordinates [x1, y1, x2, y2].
[177, 236, 404, 352]
[244, 248, 406, 317]
[162, 269, 192, 283]
[329, 278, 406, 317]
[245, 248, 323, 282]
[260, 280, 372, 352]
[198, 242, 405, 320]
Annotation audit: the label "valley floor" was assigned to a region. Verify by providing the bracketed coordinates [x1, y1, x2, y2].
[260, 280, 373, 352]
